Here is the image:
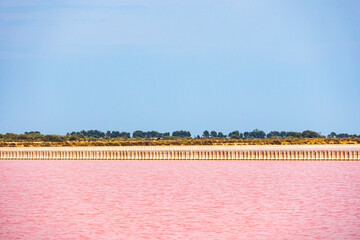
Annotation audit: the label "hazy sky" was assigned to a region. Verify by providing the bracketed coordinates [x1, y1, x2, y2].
[1, 0, 359, 136]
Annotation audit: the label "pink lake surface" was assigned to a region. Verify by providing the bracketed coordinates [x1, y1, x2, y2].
[0, 161, 360, 240]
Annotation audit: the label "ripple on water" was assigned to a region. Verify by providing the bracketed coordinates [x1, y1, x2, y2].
[0, 160, 360, 239]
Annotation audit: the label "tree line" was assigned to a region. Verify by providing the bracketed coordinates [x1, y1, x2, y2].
[0, 129, 359, 142]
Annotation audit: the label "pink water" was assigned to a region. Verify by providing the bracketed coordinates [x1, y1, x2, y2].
[0, 161, 360, 240]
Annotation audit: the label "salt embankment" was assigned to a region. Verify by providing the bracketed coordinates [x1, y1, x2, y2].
[0, 145, 360, 160]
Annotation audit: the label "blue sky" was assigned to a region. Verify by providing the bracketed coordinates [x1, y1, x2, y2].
[0, 0, 359, 136]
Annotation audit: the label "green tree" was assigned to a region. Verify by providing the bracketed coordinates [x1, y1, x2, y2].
[217, 132, 226, 138]
[133, 130, 145, 138]
[280, 131, 289, 138]
[327, 132, 337, 138]
[202, 130, 210, 138]
[249, 129, 266, 138]
[228, 130, 240, 139]
[161, 132, 170, 138]
[288, 132, 301, 138]
[43, 135, 63, 142]
[172, 130, 191, 138]
[301, 130, 322, 138]
[243, 132, 250, 138]
[267, 131, 281, 138]
[210, 131, 217, 138]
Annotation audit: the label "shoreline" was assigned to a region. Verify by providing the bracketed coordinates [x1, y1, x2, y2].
[1, 144, 360, 150]
[1, 145, 359, 160]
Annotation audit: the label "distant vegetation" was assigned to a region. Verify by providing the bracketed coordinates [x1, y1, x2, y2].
[0, 129, 359, 147]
